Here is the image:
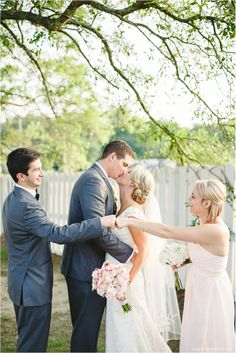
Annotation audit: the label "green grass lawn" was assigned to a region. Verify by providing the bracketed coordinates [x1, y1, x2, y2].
[1, 241, 182, 352]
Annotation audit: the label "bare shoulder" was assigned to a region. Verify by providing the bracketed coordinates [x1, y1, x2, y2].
[203, 221, 229, 240]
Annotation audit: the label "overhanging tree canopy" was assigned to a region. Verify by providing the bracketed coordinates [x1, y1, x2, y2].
[1, 0, 235, 163]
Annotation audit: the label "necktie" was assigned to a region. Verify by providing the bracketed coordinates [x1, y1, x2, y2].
[113, 201, 117, 215]
[112, 191, 117, 215]
[35, 190, 40, 201]
[110, 186, 117, 214]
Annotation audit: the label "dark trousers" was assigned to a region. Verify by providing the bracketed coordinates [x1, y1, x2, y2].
[66, 277, 106, 352]
[14, 303, 51, 352]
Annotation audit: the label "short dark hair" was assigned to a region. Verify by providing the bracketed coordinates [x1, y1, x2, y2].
[7, 147, 41, 183]
[101, 140, 135, 160]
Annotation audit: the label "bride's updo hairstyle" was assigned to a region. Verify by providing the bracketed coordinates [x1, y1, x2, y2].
[129, 164, 155, 205]
[195, 179, 226, 223]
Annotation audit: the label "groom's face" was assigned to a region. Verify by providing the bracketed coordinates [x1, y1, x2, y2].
[116, 168, 132, 186]
[109, 153, 134, 179]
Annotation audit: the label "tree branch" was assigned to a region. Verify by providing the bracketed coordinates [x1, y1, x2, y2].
[1, 1, 233, 164]
[59, 29, 119, 89]
[1, 21, 57, 118]
[84, 0, 232, 26]
[1, 1, 232, 29]
[78, 20, 205, 165]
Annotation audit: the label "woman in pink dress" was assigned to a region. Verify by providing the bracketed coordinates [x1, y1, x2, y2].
[117, 179, 235, 353]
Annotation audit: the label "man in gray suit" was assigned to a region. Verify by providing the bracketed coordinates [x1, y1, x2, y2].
[2, 147, 116, 353]
[61, 140, 135, 352]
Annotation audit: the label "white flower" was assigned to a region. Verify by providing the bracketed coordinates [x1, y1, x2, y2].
[159, 242, 189, 267]
[159, 242, 190, 290]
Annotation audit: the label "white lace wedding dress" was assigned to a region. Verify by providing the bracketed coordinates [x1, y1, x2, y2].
[106, 206, 177, 353]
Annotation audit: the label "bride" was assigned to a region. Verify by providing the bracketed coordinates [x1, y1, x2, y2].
[106, 164, 181, 352]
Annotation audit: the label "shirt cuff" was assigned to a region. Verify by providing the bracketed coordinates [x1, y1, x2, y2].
[126, 249, 135, 263]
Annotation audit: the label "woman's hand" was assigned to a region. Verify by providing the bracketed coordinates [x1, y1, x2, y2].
[170, 258, 192, 271]
[171, 264, 184, 271]
[100, 215, 116, 228]
[116, 217, 130, 228]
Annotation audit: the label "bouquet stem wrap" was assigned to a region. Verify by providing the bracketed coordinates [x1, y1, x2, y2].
[174, 270, 183, 290]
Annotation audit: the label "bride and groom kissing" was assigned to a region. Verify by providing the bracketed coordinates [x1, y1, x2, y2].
[3, 140, 180, 353]
[61, 139, 181, 352]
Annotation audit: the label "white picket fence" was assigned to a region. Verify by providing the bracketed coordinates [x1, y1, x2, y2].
[1, 164, 235, 294]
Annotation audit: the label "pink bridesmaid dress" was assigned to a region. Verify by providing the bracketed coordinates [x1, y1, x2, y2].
[180, 243, 235, 352]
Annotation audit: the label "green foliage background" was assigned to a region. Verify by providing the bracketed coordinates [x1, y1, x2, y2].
[1, 52, 234, 171]
[1, 0, 235, 172]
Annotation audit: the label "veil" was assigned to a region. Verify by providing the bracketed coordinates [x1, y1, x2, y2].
[142, 193, 181, 342]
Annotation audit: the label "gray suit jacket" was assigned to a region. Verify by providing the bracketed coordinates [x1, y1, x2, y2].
[2, 186, 108, 306]
[61, 163, 133, 281]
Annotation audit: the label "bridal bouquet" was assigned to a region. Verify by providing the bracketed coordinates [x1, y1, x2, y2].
[92, 261, 132, 313]
[159, 242, 190, 290]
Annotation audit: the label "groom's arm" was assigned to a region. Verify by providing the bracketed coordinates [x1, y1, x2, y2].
[79, 175, 133, 263]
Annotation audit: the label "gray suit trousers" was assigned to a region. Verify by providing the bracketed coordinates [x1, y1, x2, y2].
[14, 303, 51, 352]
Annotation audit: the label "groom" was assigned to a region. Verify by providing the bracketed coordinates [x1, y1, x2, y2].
[2, 147, 116, 353]
[61, 140, 135, 352]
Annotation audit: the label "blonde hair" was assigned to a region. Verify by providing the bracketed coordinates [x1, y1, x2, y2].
[195, 179, 226, 223]
[129, 164, 155, 205]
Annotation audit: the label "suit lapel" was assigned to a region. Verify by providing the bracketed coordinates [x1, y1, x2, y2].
[91, 164, 117, 210]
